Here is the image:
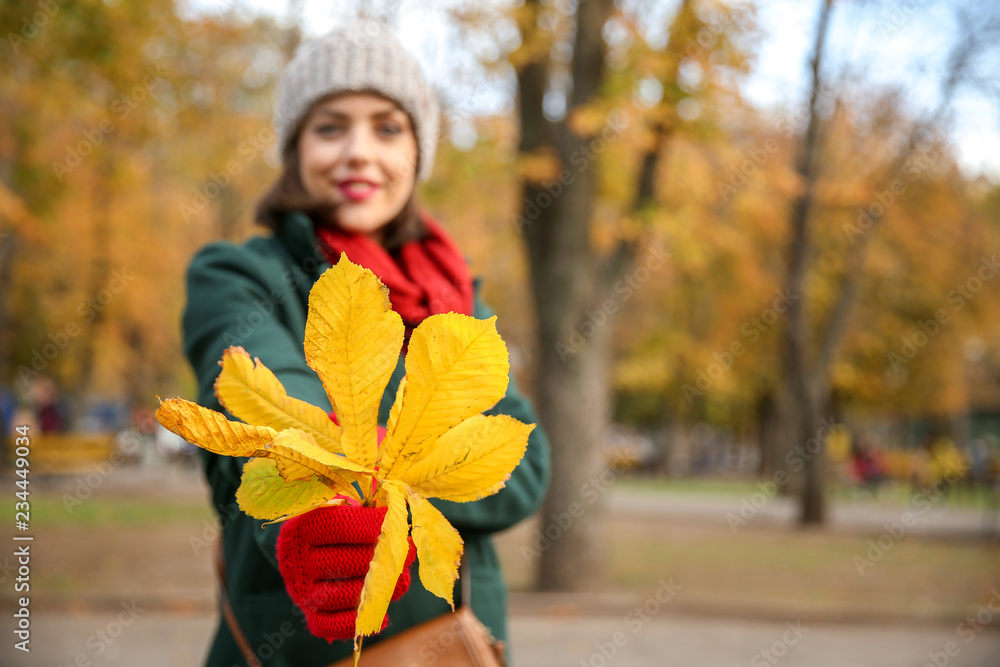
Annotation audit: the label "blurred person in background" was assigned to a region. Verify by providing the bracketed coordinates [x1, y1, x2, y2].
[28, 375, 67, 433]
[849, 433, 888, 495]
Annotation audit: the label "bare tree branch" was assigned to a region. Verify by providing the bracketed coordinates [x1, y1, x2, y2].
[810, 12, 987, 391]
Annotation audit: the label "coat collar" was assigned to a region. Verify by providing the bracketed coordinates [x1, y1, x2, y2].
[275, 211, 332, 304]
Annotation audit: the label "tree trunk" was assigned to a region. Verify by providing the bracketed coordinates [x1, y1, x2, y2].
[784, 0, 833, 526]
[516, 0, 616, 592]
[535, 290, 612, 590]
[67, 155, 114, 427]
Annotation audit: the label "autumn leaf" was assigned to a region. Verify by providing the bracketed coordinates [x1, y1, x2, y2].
[406, 489, 463, 607]
[236, 458, 346, 521]
[155, 398, 276, 457]
[215, 346, 344, 455]
[399, 414, 534, 501]
[155, 254, 532, 656]
[379, 313, 510, 478]
[304, 257, 404, 470]
[356, 480, 410, 635]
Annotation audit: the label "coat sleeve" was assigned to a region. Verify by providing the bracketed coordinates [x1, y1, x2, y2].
[182, 240, 331, 570]
[428, 293, 552, 534]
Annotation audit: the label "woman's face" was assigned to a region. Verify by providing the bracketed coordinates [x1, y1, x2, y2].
[297, 92, 418, 240]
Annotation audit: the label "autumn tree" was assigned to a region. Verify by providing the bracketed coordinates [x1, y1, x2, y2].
[780, 0, 1000, 523]
[485, 0, 757, 590]
[1, 2, 295, 419]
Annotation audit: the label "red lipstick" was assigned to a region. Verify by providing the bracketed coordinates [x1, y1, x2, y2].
[337, 179, 378, 202]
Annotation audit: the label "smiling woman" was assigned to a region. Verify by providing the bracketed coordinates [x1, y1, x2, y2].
[296, 94, 418, 243]
[254, 90, 428, 252]
[180, 16, 550, 667]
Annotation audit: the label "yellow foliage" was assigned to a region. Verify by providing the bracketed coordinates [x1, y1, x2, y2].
[236, 458, 343, 521]
[304, 258, 405, 469]
[216, 347, 343, 455]
[156, 255, 531, 655]
[515, 147, 562, 183]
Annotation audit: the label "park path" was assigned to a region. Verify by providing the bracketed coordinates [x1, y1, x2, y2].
[608, 485, 999, 537]
[4, 466, 997, 666]
[8, 609, 1000, 666]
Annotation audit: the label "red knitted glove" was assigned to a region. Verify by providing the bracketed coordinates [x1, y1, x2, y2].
[276, 505, 417, 641]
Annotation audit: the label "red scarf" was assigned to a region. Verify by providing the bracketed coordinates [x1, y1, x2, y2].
[315, 210, 474, 327]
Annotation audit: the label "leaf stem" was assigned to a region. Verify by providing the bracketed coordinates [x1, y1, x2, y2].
[353, 637, 363, 666]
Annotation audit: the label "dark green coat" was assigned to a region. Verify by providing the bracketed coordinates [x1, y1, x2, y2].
[182, 211, 550, 667]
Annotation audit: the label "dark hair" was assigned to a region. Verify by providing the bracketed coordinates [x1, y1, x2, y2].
[255, 99, 426, 253]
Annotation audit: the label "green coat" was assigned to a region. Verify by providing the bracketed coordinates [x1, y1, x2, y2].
[183, 211, 551, 667]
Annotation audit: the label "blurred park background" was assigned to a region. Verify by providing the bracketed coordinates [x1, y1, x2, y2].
[2, 0, 1000, 664]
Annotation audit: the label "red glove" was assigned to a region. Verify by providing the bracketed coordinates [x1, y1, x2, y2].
[277, 505, 417, 641]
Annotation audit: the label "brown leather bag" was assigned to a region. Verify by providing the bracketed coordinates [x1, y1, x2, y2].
[215, 541, 506, 667]
[329, 604, 505, 667]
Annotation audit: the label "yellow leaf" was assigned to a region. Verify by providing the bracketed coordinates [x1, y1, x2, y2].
[155, 398, 275, 457]
[305, 256, 404, 471]
[215, 346, 343, 455]
[406, 490, 463, 608]
[264, 428, 372, 484]
[399, 415, 533, 501]
[356, 480, 410, 637]
[381, 314, 509, 477]
[376, 375, 405, 463]
[236, 458, 347, 521]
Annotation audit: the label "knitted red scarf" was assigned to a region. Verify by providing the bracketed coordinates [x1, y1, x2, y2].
[314, 210, 474, 327]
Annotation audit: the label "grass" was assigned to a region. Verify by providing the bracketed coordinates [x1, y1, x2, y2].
[614, 473, 998, 509]
[30, 493, 213, 527]
[17, 474, 1000, 624]
[615, 476, 761, 497]
[494, 515, 1000, 620]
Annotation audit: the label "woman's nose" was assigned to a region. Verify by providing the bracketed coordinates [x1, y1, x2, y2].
[342, 125, 375, 165]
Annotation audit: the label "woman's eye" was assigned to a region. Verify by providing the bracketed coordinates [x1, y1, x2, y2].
[316, 124, 344, 135]
[378, 123, 402, 136]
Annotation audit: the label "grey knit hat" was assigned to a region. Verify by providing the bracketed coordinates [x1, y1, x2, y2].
[274, 19, 440, 182]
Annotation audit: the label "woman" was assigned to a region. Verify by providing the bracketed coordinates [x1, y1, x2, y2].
[183, 19, 551, 667]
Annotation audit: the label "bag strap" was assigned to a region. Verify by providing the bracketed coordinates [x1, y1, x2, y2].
[214, 539, 263, 667]
[460, 554, 472, 608]
[458, 555, 508, 666]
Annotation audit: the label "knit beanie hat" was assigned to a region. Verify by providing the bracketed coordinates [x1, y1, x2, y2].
[274, 19, 441, 182]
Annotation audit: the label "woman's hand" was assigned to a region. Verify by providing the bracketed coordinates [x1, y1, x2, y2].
[276, 504, 416, 641]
